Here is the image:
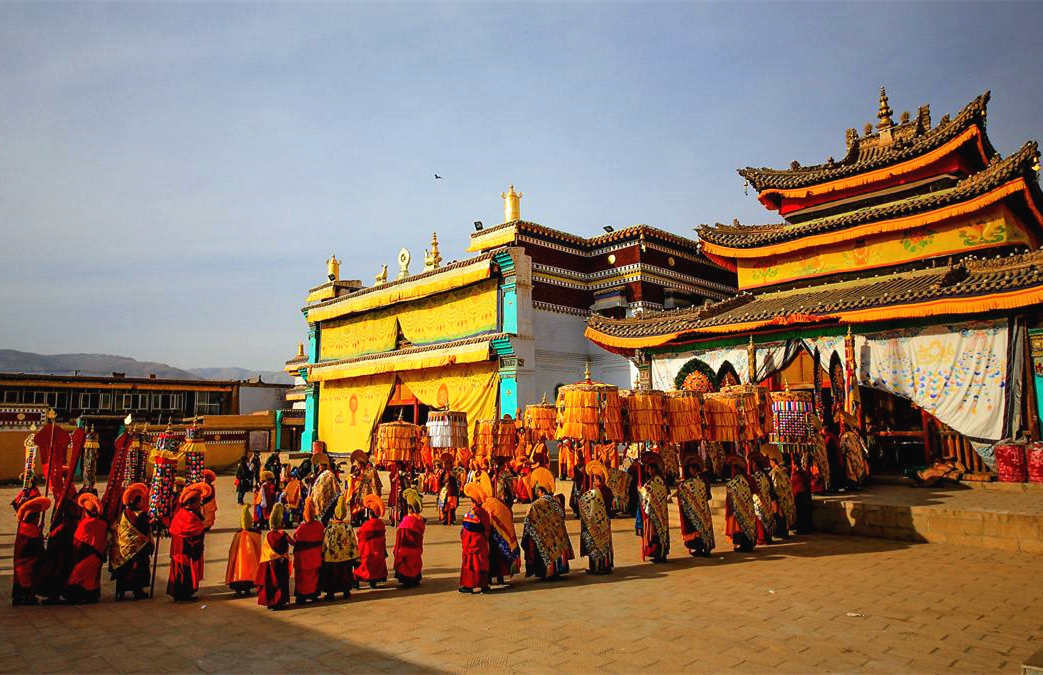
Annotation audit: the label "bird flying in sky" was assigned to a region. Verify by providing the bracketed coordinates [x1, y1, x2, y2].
[434, 174, 444, 180]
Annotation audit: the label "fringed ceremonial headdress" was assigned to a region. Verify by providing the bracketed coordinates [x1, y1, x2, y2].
[179, 482, 206, 506]
[303, 496, 318, 523]
[529, 467, 555, 495]
[240, 504, 253, 531]
[269, 502, 285, 530]
[585, 460, 608, 481]
[403, 488, 423, 513]
[350, 449, 368, 465]
[463, 481, 486, 504]
[122, 482, 149, 509]
[17, 496, 51, 522]
[363, 494, 385, 518]
[202, 469, 217, 484]
[333, 493, 348, 521]
[77, 492, 101, 516]
[261, 470, 275, 482]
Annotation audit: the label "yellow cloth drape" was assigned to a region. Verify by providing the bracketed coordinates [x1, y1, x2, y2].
[397, 279, 499, 345]
[320, 313, 399, 361]
[398, 362, 499, 446]
[306, 258, 493, 322]
[318, 374, 396, 454]
[309, 340, 493, 381]
[317, 279, 499, 362]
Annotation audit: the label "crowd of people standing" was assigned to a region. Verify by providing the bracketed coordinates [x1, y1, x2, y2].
[11, 414, 868, 609]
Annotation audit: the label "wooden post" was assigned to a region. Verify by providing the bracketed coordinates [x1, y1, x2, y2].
[920, 409, 932, 464]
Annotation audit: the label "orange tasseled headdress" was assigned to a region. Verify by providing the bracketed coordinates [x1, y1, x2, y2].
[17, 496, 51, 522]
[77, 492, 101, 516]
[363, 493, 385, 518]
[122, 482, 149, 509]
[303, 495, 318, 522]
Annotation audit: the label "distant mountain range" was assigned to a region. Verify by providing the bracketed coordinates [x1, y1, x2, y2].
[0, 350, 293, 384]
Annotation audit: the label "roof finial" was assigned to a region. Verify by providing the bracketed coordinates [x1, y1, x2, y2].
[326, 253, 340, 282]
[501, 185, 522, 223]
[424, 232, 442, 271]
[877, 86, 894, 130]
[584, 360, 592, 382]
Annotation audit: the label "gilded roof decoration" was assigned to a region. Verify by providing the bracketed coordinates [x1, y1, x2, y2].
[700, 140, 1041, 248]
[738, 91, 994, 191]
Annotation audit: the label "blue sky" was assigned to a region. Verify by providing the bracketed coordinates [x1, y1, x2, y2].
[2, 2, 1042, 371]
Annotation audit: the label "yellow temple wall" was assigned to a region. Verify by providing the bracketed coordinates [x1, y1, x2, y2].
[737, 203, 1033, 289]
[0, 430, 28, 481]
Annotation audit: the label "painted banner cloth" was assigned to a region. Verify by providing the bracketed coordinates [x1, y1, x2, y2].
[856, 320, 1009, 442]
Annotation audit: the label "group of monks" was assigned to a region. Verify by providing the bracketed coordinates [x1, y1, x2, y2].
[12, 467, 219, 605]
[223, 451, 426, 610]
[12, 413, 868, 608]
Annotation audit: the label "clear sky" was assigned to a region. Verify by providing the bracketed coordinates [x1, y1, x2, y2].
[2, 2, 1042, 371]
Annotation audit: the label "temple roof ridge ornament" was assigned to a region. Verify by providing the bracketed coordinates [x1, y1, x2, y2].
[501, 184, 522, 223]
[738, 90, 994, 193]
[423, 232, 442, 271]
[877, 86, 894, 130]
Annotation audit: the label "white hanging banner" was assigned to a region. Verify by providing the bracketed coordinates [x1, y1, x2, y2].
[856, 320, 1010, 442]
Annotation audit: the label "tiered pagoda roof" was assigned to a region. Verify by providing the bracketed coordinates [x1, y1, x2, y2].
[585, 248, 1043, 351]
[701, 141, 1042, 252]
[585, 88, 1043, 353]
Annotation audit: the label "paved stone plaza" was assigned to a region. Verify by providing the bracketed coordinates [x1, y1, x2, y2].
[0, 476, 1039, 673]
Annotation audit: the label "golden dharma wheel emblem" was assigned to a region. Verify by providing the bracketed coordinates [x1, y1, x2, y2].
[16, 413, 25, 421]
[607, 254, 616, 265]
[668, 256, 676, 267]
[214, 434, 222, 441]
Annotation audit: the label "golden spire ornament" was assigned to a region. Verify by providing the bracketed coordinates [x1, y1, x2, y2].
[326, 254, 340, 282]
[424, 232, 442, 271]
[877, 86, 894, 130]
[501, 185, 522, 223]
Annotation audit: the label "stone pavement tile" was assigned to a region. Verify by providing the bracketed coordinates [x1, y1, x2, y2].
[1, 477, 1042, 674]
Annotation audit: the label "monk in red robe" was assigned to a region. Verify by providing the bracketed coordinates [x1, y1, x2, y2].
[459, 482, 491, 594]
[226, 505, 261, 596]
[64, 493, 108, 603]
[723, 455, 758, 553]
[293, 496, 324, 604]
[13, 496, 50, 605]
[256, 503, 292, 610]
[38, 481, 80, 604]
[167, 483, 207, 601]
[393, 489, 425, 587]
[636, 455, 670, 563]
[355, 494, 388, 588]
[110, 483, 153, 601]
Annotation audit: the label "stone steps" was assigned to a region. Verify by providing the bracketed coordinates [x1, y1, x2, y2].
[811, 487, 1043, 555]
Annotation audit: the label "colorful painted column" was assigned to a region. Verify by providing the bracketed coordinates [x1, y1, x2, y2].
[1030, 329, 1043, 437]
[302, 323, 320, 450]
[498, 356, 521, 419]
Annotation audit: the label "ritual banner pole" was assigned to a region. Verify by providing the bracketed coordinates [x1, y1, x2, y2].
[149, 528, 162, 599]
